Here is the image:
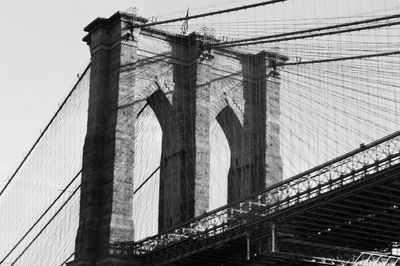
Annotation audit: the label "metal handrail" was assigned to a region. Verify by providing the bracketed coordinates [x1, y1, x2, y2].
[121, 130, 400, 256]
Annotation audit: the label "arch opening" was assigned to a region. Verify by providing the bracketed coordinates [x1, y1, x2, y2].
[133, 87, 182, 239]
[132, 106, 162, 241]
[209, 119, 230, 210]
[215, 105, 245, 204]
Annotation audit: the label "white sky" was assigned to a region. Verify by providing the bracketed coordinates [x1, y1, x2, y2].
[2, 0, 399, 187]
[0, 0, 228, 181]
[1, 0, 396, 183]
[2, 0, 400, 261]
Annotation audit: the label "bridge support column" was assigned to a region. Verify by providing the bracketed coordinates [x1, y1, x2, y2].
[157, 36, 212, 232]
[68, 12, 144, 266]
[218, 51, 283, 203]
[69, 9, 287, 264]
[241, 52, 283, 196]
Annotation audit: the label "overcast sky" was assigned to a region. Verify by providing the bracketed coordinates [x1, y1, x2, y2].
[0, 0, 229, 180]
[1, 0, 397, 183]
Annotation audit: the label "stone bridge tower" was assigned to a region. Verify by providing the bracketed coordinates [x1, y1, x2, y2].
[69, 11, 286, 266]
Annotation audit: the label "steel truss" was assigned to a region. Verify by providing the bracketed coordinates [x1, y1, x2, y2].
[113, 130, 400, 265]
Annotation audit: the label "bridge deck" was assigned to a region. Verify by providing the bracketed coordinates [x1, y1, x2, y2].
[114, 130, 400, 265]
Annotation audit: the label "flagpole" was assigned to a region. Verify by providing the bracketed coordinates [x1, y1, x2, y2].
[132, 0, 287, 29]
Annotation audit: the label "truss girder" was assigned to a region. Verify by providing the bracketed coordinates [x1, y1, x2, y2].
[113, 132, 400, 265]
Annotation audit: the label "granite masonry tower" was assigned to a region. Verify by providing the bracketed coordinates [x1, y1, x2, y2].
[68, 11, 286, 266]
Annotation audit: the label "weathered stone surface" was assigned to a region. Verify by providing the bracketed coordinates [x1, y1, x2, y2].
[71, 11, 140, 266]
[71, 10, 286, 266]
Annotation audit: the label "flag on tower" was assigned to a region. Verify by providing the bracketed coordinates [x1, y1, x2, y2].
[181, 8, 189, 35]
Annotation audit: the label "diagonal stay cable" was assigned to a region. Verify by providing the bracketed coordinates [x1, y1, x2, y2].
[0, 170, 82, 264]
[58, 252, 75, 266]
[132, 0, 287, 29]
[0, 63, 90, 199]
[220, 20, 400, 47]
[5, 165, 159, 264]
[133, 166, 160, 195]
[10, 184, 81, 265]
[281, 50, 400, 66]
[215, 14, 400, 47]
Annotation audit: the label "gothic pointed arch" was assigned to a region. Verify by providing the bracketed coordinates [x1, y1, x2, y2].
[146, 88, 179, 141]
[216, 105, 247, 203]
[145, 88, 185, 232]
